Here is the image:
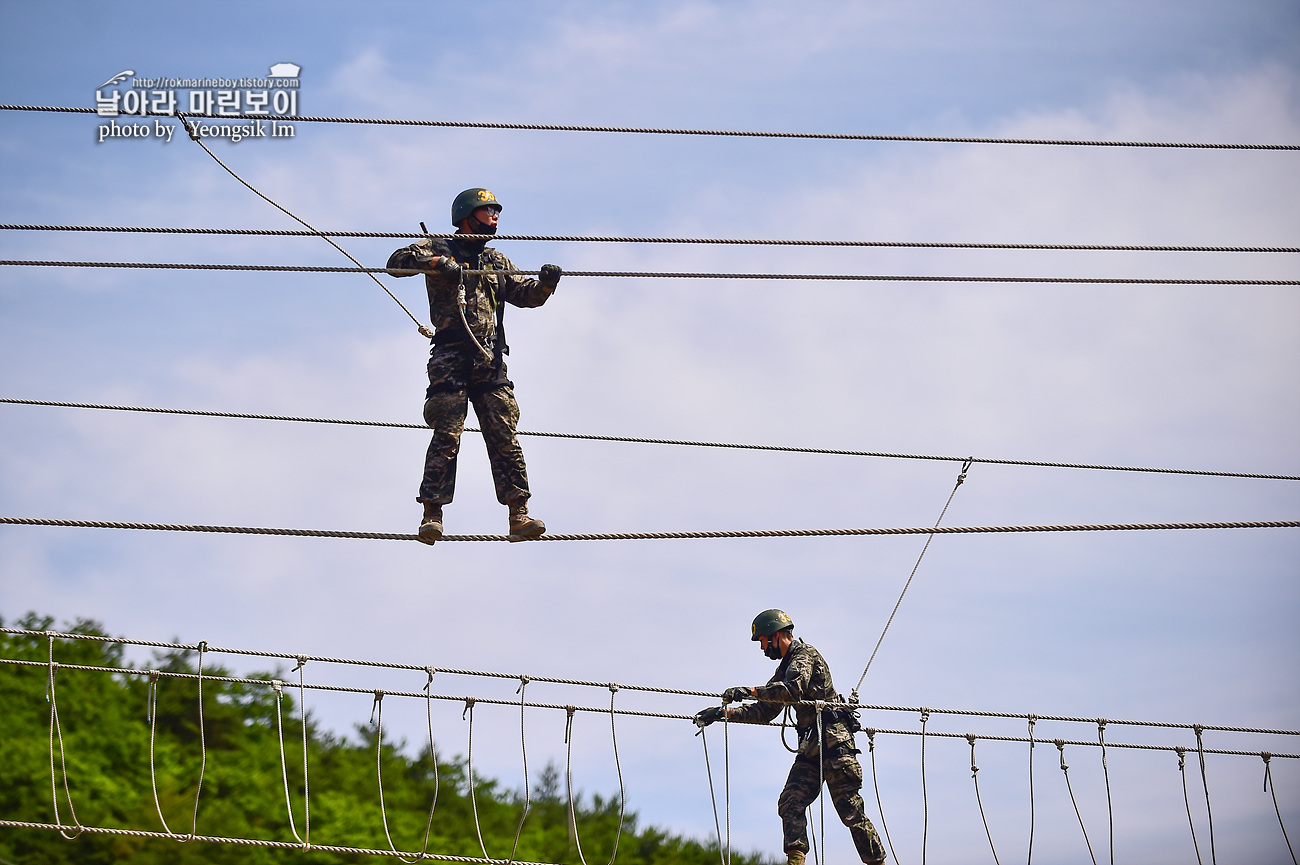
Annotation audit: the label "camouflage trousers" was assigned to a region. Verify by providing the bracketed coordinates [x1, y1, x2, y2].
[778, 748, 886, 863]
[417, 346, 530, 507]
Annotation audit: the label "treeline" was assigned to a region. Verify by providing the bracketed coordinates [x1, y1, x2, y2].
[0, 613, 769, 865]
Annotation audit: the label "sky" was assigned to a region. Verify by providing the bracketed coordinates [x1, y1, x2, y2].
[1, 1, 1298, 862]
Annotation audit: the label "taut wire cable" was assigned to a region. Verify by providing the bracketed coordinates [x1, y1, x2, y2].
[6, 257, 1300, 286]
[45, 633, 82, 840]
[9, 516, 1295, 543]
[5, 223, 1300, 254]
[6, 104, 1300, 150]
[1055, 740, 1098, 865]
[852, 460, 972, 700]
[1262, 753, 1298, 865]
[171, 113, 434, 340]
[9, 397, 1296, 481]
[966, 734, 1001, 864]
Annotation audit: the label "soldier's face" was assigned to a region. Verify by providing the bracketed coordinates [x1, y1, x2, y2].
[473, 206, 500, 228]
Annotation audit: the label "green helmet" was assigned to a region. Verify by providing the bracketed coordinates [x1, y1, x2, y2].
[451, 188, 503, 226]
[751, 609, 794, 641]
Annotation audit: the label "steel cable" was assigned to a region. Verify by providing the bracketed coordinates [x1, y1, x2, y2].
[853, 461, 971, 699]
[5, 104, 1299, 149]
[1055, 741, 1099, 865]
[8, 397, 1296, 481]
[5, 258, 1300, 286]
[4, 223, 1299, 253]
[171, 114, 434, 339]
[5, 516, 1296, 542]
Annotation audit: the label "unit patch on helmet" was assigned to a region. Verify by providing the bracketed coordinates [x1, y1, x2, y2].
[477, 190, 496, 202]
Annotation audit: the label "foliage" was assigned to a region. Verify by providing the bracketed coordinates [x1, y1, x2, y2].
[0, 613, 771, 865]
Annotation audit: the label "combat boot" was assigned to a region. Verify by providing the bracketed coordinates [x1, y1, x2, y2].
[507, 501, 545, 542]
[418, 503, 443, 545]
[786, 852, 806, 865]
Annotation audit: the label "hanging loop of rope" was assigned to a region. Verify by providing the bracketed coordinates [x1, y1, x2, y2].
[864, 728, 900, 865]
[1194, 725, 1218, 865]
[967, 734, 1001, 865]
[1027, 714, 1037, 865]
[270, 680, 307, 848]
[920, 709, 931, 865]
[1098, 719, 1114, 865]
[45, 632, 82, 840]
[506, 676, 533, 865]
[699, 725, 727, 865]
[1055, 740, 1098, 865]
[463, 697, 491, 862]
[1262, 752, 1298, 865]
[1177, 747, 1204, 865]
[174, 113, 434, 339]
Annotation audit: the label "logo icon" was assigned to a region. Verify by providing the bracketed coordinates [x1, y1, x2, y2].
[268, 63, 301, 78]
[99, 70, 134, 88]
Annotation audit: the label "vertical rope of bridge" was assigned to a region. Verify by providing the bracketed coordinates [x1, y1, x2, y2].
[920, 709, 931, 865]
[1194, 726, 1217, 865]
[606, 684, 628, 864]
[1027, 715, 1037, 865]
[174, 114, 434, 340]
[1055, 740, 1098, 865]
[463, 698, 491, 862]
[699, 723, 727, 865]
[564, 707, 587, 865]
[1263, 753, 1299, 864]
[371, 690, 427, 863]
[1177, 747, 1204, 865]
[852, 460, 972, 700]
[188, 641, 209, 842]
[146, 671, 175, 835]
[418, 667, 441, 857]
[966, 735, 1000, 864]
[45, 633, 82, 840]
[1098, 720, 1113, 865]
[865, 729, 901, 865]
[271, 680, 306, 847]
[507, 676, 533, 865]
[817, 704, 827, 865]
[294, 658, 312, 847]
[723, 706, 732, 865]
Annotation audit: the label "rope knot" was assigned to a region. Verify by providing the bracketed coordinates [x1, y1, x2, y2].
[516, 675, 531, 695]
[271, 679, 284, 696]
[292, 655, 307, 673]
[608, 682, 620, 693]
[197, 640, 208, 653]
[424, 666, 436, 691]
[920, 707, 931, 723]
[370, 690, 384, 724]
[462, 696, 475, 720]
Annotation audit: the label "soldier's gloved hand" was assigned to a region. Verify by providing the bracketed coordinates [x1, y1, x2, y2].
[538, 263, 562, 289]
[693, 706, 727, 728]
[721, 686, 752, 704]
[433, 256, 462, 280]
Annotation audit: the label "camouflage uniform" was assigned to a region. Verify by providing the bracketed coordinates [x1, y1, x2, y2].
[387, 236, 555, 506]
[728, 639, 886, 863]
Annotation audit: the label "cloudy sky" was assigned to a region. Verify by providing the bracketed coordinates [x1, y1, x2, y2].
[1, 1, 1298, 862]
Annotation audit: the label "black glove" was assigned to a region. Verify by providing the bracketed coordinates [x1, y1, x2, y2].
[722, 686, 752, 704]
[693, 706, 726, 728]
[433, 256, 462, 280]
[538, 263, 562, 289]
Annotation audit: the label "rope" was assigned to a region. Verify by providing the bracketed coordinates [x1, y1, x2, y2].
[864, 729, 900, 865]
[8, 631, 1300, 737]
[1027, 716, 1036, 865]
[6, 516, 1296, 543]
[270, 680, 307, 847]
[0, 818, 561, 863]
[1098, 720, 1114, 865]
[6, 258, 1300, 286]
[190, 641, 209, 841]
[817, 707, 825, 865]
[562, 688, 628, 865]
[966, 734, 1001, 865]
[5, 224, 1299, 254]
[920, 709, 930, 865]
[8, 398, 1296, 482]
[44, 634, 81, 840]
[1263, 753, 1298, 864]
[7, 104, 1299, 149]
[698, 725, 727, 865]
[508, 677, 533, 865]
[1177, 748, 1204, 865]
[1195, 726, 1218, 865]
[852, 460, 971, 698]
[171, 114, 433, 339]
[463, 698, 491, 862]
[1055, 740, 1098, 865]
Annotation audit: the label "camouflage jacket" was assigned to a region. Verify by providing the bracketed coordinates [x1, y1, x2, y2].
[387, 236, 554, 350]
[727, 639, 854, 752]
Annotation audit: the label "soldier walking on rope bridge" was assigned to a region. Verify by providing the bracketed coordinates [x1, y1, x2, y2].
[695, 609, 887, 865]
[388, 188, 561, 543]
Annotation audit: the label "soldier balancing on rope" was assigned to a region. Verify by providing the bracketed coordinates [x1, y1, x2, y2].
[388, 188, 561, 543]
[695, 609, 887, 865]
